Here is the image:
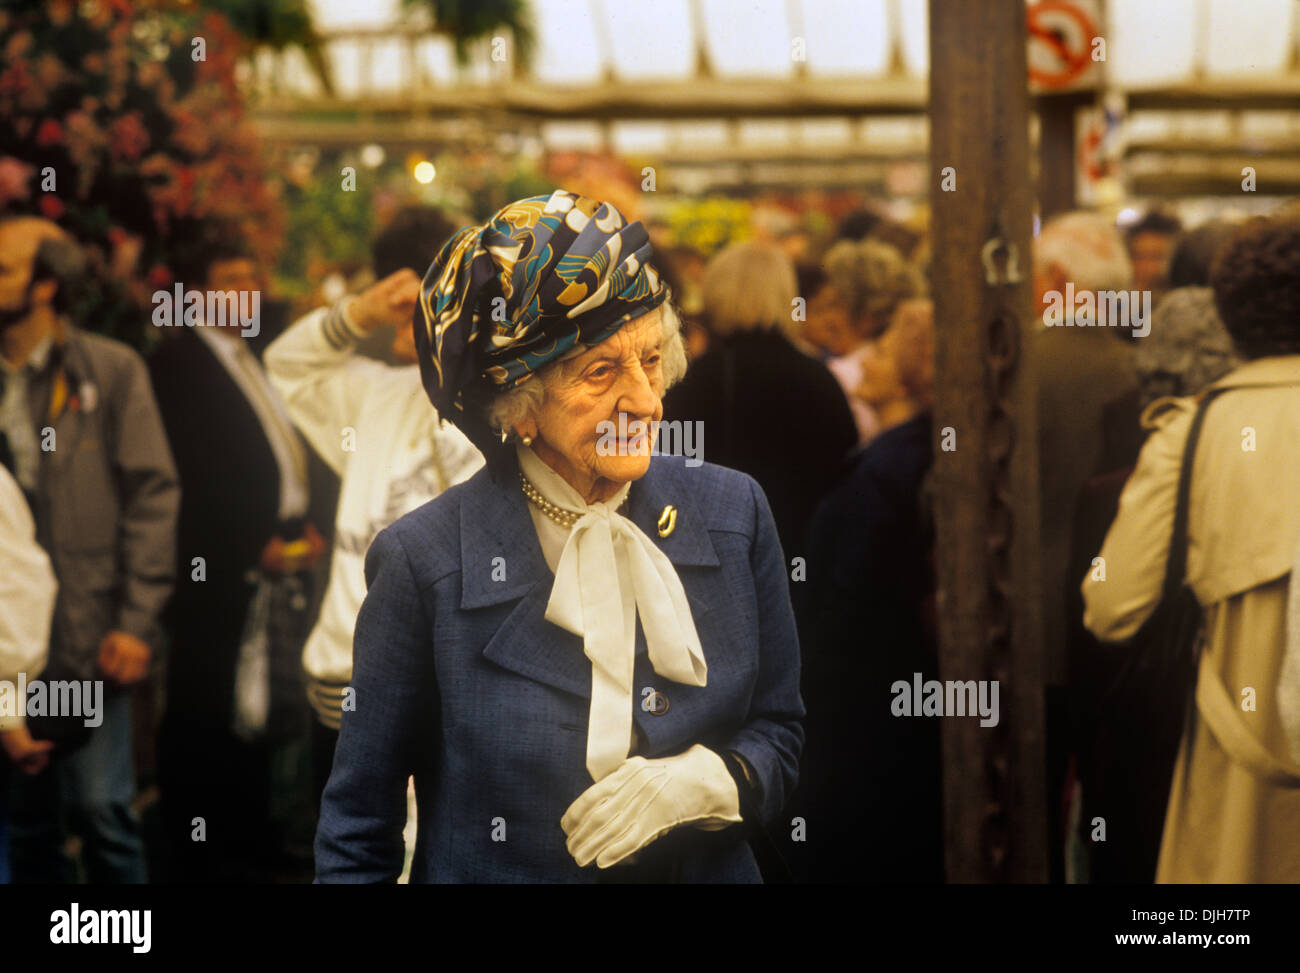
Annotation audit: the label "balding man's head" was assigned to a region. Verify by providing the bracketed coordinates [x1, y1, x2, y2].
[0, 215, 85, 323]
[0, 215, 66, 264]
[1034, 211, 1133, 303]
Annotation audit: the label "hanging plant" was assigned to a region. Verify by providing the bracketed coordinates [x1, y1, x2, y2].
[399, 0, 536, 70]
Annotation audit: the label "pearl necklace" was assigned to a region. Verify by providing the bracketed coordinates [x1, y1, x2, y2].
[519, 471, 627, 528]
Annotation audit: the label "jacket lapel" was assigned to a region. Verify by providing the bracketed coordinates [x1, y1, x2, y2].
[44, 333, 88, 471]
[465, 455, 721, 700]
[624, 459, 720, 569]
[462, 459, 591, 698]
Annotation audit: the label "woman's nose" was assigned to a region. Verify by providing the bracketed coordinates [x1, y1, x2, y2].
[618, 363, 660, 419]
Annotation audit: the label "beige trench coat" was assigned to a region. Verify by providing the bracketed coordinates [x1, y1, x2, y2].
[1082, 355, 1300, 883]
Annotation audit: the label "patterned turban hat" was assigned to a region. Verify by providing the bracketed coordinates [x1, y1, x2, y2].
[414, 189, 668, 472]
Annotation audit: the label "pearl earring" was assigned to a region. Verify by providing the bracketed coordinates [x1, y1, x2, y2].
[522, 434, 533, 446]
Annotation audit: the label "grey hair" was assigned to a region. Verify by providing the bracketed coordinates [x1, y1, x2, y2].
[484, 302, 688, 441]
[1135, 286, 1242, 409]
[822, 237, 925, 336]
[1036, 211, 1132, 293]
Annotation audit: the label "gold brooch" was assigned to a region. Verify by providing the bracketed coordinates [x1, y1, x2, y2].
[657, 505, 677, 537]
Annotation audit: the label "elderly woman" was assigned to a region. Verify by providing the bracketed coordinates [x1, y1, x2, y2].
[855, 298, 936, 432]
[315, 191, 803, 883]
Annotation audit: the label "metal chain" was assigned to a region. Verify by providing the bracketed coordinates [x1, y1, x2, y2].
[980, 301, 1019, 879]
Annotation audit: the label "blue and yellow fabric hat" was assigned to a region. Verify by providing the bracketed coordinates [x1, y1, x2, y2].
[414, 189, 667, 470]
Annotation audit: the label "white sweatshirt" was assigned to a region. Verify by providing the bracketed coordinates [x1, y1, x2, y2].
[0, 466, 55, 732]
[265, 302, 483, 728]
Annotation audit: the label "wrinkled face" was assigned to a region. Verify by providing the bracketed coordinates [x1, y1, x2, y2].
[530, 311, 666, 501]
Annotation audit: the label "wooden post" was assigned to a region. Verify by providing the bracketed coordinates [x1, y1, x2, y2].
[1037, 93, 1090, 220]
[928, 0, 1048, 882]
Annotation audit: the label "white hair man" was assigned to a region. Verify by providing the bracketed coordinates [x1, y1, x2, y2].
[1032, 211, 1139, 693]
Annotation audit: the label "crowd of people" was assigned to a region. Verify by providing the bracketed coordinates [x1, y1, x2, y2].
[0, 184, 1298, 883]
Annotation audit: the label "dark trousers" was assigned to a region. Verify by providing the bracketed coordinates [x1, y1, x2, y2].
[158, 713, 272, 883]
[0, 760, 9, 884]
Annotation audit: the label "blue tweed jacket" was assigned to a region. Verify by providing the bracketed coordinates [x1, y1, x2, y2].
[315, 452, 804, 883]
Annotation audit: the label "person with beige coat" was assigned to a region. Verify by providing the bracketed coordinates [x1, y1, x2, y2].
[1083, 215, 1300, 883]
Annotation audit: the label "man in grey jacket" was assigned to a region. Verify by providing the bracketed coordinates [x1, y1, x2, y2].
[0, 216, 179, 883]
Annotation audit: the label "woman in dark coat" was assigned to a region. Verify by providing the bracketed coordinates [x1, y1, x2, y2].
[661, 241, 857, 561]
[794, 299, 942, 883]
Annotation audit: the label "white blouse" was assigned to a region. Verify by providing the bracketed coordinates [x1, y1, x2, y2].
[515, 445, 708, 782]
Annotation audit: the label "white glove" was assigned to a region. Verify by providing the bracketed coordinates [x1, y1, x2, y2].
[561, 744, 744, 869]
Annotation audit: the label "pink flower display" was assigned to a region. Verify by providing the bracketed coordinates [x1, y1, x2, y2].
[109, 112, 149, 162]
[0, 156, 33, 205]
[0, 4, 284, 349]
[39, 194, 65, 219]
[34, 117, 62, 146]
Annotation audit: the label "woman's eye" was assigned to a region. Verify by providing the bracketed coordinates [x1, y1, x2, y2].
[643, 354, 661, 367]
[588, 365, 614, 380]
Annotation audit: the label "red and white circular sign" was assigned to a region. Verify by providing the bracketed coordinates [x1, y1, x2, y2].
[1027, 0, 1101, 91]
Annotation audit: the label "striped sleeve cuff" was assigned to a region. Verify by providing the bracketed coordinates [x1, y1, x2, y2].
[320, 298, 368, 350]
[307, 675, 350, 730]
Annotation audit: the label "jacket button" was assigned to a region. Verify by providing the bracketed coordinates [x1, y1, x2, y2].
[641, 690, 669, 715]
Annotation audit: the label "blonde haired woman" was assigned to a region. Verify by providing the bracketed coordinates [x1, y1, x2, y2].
[661, 241, 857, 559]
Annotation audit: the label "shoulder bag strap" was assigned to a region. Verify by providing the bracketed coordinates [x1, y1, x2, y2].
[1163, 387, 1228, 601]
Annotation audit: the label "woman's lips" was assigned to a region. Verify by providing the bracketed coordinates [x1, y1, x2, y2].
[598, 418, 655, 454]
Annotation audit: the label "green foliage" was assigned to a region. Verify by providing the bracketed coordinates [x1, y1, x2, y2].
[401, 0, 536, 67]
[418, 149, 552, 221]
[199, 0, 316, 49]
[198, 0, 333, 93]
[277, 160, 376, 291]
